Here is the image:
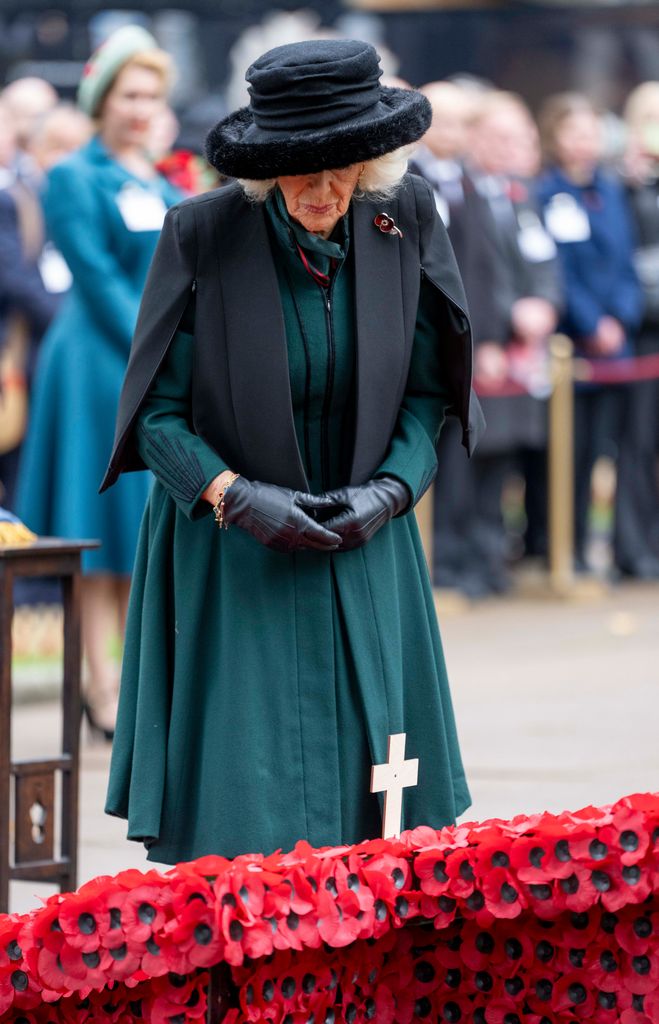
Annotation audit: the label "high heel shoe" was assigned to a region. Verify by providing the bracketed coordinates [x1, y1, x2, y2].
[81, 695, 116, 742]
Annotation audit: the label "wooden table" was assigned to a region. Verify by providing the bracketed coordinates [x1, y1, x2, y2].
[0, 538, 98, 912]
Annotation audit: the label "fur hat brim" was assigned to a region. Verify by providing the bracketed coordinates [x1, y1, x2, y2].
[205, 87, 431, 179]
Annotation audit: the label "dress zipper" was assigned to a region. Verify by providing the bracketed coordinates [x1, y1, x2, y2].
[320, 283, 336, 490]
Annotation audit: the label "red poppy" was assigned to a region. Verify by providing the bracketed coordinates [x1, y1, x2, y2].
[614, 911, 655, 956]
[102, 937, 143, 984]
[414, 849, 454, 898]
[139, 931, 177, 980]
[35, 944, 70, 995]
[552, 907, 600, 949]
[458, 921, 506, 973]
[582, 939, 626, 992]
[120, 885, 168, 945]
[237, 919, 276, 961]
[612, 862, 653, 912]
[271, 907, 319, 953]
[168, 898, 223, 968]
[176, 852, 231, 880]
[604, 807, 651, 865]
[509, 835, 573, 883]
[481, 866, 526, 919]
[58, 889, 111, 953]
[366, 868, 419, 930]
[443, 847, 478, 898]
[618, 943, 659, 994]
[169, 873, 215, 922]
[59, 939, 116, 991]
[494, 922, 535, 975]
[315, 888, 362, 947]
[425, 893, 460, 929]
[552, 971, 598, 1018]
[0, 962, 43, 1015]
[264, 869, 316, 920]
[507, 179, 529, 204]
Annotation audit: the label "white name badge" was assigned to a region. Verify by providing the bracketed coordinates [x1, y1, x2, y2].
[38, 242, 72, 293]
[517, 210, 557, 263]
[433, 191, 450, 227]
[544, 192, 591, 243]
[116, 183, 167, 232]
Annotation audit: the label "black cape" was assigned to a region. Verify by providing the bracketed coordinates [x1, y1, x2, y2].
[100, 173, 484, 494]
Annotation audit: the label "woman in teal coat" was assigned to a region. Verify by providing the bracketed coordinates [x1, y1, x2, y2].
[102, 39, 485, 862]
[17, 27, 181, 738]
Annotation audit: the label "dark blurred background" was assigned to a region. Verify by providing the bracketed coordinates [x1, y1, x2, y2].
[3, 2, 659, 124]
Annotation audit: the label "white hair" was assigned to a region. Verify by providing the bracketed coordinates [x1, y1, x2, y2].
[237, 145, 414, 204]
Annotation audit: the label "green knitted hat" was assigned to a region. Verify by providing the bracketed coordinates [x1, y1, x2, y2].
[77, 25, 159, 118]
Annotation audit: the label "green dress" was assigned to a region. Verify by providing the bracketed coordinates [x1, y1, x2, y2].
[106, 189, 472, 863]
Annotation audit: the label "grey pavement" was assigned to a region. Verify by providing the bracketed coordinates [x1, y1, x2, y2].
[8, 580, 659, 914]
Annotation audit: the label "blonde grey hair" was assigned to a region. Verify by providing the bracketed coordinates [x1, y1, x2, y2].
[237, 145, 413, 204]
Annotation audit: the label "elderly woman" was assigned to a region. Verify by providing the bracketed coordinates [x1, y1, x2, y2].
[102, 39, 483, 863]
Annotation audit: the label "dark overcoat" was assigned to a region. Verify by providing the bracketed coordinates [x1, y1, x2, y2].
[102, 173, 484, 862]
[101, 174, 483, 494]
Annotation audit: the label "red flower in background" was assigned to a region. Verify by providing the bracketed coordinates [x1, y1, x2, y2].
[155, 150, 219, 196]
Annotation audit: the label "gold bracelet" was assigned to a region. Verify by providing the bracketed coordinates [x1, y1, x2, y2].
[212, 472, 239, 530]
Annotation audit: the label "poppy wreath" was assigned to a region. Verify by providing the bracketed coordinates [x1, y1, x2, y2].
[0, 792, 658, 1024]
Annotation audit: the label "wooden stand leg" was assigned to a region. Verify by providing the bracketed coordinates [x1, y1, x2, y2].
[61, 569, 81, 894]
[207, 963, 236, 1024]
[0, 563, 13, 913]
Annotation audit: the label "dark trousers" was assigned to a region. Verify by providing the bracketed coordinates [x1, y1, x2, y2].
[520, 446, 548, 558]
[614, 337, 659, 572]
[574, 384, 627, 563]
[433, 420, 513, 594]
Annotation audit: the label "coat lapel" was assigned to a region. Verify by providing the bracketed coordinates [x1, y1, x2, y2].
[348, 195, 411, 484]
[214, 198, 309, 491]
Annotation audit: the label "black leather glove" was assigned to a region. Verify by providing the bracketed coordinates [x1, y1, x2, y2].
[321, 476, 411, 551]
[221, 477, 341, 553]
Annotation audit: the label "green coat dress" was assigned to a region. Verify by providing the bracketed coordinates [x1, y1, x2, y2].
[105, 189, 472, 863]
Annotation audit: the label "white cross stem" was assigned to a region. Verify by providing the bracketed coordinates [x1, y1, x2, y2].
[370, 733, 419, 839]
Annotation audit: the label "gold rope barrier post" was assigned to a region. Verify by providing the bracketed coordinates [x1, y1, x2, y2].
[548, 334, 575, 596]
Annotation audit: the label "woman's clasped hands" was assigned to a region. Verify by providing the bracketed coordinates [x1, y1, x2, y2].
[219, 475, 410, 553]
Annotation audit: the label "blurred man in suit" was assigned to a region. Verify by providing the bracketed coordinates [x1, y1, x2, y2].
[412, 82, 510, 595]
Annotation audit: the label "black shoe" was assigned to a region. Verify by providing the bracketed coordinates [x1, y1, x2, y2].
[616, 556, 659, 580]
[81, 700, 115, 742]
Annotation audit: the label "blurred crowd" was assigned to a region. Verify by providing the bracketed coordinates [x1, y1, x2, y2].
[0, 28, 658, 703]
[413, 80, 659, 596]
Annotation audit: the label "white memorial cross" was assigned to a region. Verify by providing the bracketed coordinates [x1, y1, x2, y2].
[370, 733, 419, 839]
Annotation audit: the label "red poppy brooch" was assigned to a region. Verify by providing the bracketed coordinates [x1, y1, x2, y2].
[374, 213, 403, 238]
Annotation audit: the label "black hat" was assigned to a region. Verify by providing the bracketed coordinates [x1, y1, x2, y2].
[205, 38, 431, 179]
